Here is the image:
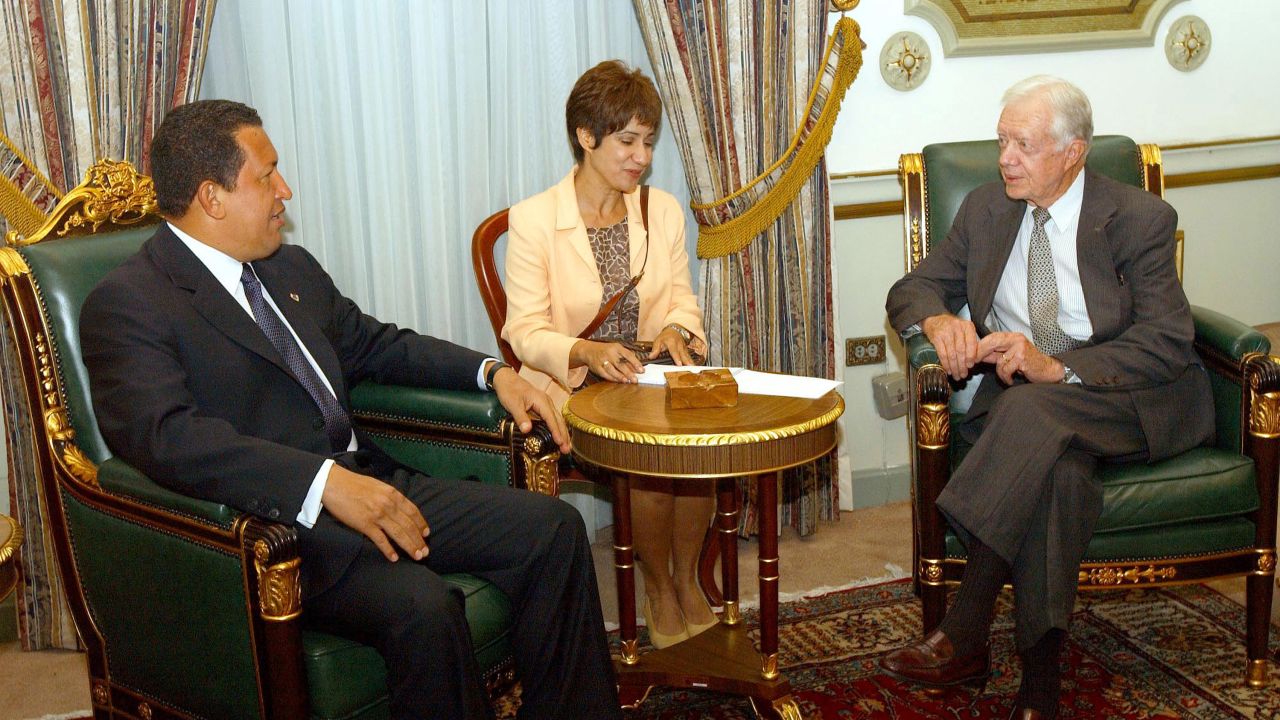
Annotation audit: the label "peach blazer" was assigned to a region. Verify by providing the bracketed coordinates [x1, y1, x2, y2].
[503, 169, 705, 408]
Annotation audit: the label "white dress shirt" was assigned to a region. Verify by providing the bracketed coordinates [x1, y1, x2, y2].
[989, 171, 1094, 348]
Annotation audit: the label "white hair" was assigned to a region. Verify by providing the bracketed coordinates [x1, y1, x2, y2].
[1002, 75, 1093, 150]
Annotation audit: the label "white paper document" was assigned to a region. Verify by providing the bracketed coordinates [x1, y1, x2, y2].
[636, 365, 842, 400]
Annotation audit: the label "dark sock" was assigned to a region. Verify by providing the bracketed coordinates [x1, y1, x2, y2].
[1018, 628, 1066, 719]
[936, 538, 1010, 656]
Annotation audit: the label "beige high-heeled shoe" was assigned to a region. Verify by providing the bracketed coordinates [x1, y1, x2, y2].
[684, 594, 719, 638]
[643, 597, 689, 649]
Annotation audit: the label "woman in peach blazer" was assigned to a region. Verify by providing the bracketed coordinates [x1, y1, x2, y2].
[503, 60, 712, 649]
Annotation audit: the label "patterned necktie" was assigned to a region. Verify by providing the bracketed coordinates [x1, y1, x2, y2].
[241, 263, 352, 452]
[1025, 207, 1081, 355]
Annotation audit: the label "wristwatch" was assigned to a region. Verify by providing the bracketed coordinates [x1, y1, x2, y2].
[484, 361, 511, 390]
[665, 323, 693, 343]
[1061, 365, 1079, 384]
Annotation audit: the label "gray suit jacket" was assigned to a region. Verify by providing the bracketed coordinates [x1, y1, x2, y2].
[886, 170, 1206, 461]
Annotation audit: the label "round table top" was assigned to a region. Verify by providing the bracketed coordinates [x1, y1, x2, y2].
[564, 383, 844, 447]
[563, 382, 844, 478]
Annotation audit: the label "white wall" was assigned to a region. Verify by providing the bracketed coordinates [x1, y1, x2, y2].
[828, 0, 1280, 509]
[828, 0, 1280, 172]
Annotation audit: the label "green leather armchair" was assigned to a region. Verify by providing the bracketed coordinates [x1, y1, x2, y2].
[0, 160, 562, 719]
[898, 136, 1279, 687]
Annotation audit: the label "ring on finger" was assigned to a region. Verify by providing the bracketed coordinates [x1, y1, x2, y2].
[603, 360, 611, 366]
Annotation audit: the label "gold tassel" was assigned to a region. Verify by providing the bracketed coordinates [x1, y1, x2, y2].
[696, 16, 863, 259]
[0, 132, 61, 238]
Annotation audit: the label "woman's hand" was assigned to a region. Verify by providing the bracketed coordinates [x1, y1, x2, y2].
[651, 325, 699, 366]
[570, 339, 644, 383]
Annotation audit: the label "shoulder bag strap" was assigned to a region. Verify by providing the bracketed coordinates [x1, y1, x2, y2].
[577, 186, 649, 340]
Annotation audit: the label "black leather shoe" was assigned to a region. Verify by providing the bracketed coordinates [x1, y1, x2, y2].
[1008, 709, 1045, 720]
[879, 629, 991, 687]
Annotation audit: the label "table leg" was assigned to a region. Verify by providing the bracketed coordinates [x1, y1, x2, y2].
[757, 471, 780, 680]
[716, 477, 741, 625]
[611, 472, 639, 665]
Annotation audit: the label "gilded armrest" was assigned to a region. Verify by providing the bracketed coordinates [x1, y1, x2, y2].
[350, 382, 561, 495]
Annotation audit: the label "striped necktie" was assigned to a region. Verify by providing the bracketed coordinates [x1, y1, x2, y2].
[241, 263, 352, 452]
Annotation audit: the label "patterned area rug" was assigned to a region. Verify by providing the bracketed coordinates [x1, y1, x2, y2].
[613, 579, 1280, 719]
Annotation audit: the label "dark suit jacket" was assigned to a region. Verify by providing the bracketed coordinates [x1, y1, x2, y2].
[80, 224, 489, 596]
[886, 171, 1206, 461]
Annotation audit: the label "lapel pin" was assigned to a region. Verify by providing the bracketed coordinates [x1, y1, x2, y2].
[289, 293, 300, 302]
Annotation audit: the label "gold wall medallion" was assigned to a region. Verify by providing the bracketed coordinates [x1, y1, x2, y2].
[1165, 15, 1211, 71]
[881, 32, 931, 91]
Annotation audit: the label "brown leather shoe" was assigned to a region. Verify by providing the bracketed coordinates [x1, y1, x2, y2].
[879, 629, 990, 687]
[1008, 709, 1044, 720]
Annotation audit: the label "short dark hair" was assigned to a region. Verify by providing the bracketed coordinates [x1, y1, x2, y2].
[565, 60, 663, 164]
[150, 100, 263, 216]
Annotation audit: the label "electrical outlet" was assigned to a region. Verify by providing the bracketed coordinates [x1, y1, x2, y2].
[845, 335, 886, 366]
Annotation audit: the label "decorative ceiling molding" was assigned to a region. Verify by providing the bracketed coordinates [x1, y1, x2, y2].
[904, 0, 1189, 57]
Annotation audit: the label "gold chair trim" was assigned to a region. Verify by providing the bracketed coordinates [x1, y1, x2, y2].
[521, 447, 560, 496]
[0, 515, 22, 565]
[6, 159, 157, 246]
[253, 540, 302, 621]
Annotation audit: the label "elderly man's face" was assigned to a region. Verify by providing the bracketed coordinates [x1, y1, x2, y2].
[996, 94, 1085, 209]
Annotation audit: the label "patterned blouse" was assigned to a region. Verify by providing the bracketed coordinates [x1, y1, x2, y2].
[586, 217, 640, 342]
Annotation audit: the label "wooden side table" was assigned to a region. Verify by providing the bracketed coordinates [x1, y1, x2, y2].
[1, 514, 22, 602]
[564, 382, 843, 719]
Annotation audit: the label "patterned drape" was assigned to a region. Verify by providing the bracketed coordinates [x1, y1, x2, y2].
[0, 0, 217, 651]
[632, 2, 861, 536]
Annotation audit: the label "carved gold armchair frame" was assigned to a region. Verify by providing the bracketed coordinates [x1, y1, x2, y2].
[0, 160, 559, 719]
[898, 137, 1279, 687]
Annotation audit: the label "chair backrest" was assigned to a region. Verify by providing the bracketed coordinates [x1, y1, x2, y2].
[900, 135, 1164, 272]
[470, 208, 521, 370]
[2, 160, 160, 470]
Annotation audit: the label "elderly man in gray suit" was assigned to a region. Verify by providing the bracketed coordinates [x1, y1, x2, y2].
[880, 76, 1213, 720]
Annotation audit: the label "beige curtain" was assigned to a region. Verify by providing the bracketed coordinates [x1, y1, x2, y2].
[0, 0, 217, 650]
[632, 2, 861, 536]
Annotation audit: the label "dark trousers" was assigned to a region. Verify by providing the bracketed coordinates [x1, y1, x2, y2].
[938, 372, 1210, 650]
[305, 470, 620, 719]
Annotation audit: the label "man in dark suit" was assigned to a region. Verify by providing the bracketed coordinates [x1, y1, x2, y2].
[880, 76, 1213, 720]
[80, 100, 622, 720]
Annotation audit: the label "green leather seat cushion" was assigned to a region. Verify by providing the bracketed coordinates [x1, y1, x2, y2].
[944, 443, 1260, 561]
[1092, 446, 1257, 533]
[946, 516, 1257, 562]
[302, 573, 513, 720]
